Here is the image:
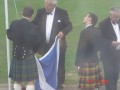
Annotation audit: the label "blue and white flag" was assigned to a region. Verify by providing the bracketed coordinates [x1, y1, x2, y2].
[35, 36, 60, 90]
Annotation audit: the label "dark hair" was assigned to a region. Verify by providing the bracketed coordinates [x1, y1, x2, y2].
[88, 13, 98, 26]
[22, 6, 34, 17]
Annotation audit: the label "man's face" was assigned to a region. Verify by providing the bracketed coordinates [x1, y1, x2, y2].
[83, 14, 91, 24]
[110, 12, 120, 23]
[45, 0, 55, 12]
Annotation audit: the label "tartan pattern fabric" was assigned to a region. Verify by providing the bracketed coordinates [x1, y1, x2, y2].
[78, 63, 104, 89]
[9, 53, 38, 82]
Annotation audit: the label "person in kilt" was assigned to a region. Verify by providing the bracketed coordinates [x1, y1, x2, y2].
[7, 6, 39, 90]
[75, 13, 104, 90]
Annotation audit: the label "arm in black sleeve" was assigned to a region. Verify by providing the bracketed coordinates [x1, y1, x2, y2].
[61, 10, 73, 36]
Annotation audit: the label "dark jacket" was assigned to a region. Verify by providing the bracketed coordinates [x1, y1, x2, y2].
[7, 18, 40, 59]
[75, 26, 102, 66]
[33, 7, 72, 55]
[99, 17, 120, 63]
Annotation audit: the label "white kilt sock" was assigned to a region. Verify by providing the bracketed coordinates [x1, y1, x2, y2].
[26, 85, 35, 90]
[13, 83, 22, 90]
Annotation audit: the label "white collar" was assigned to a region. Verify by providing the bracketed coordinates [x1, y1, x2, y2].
[22, 16, 31, 21]
[47, 8, 56, 15]
[85, 24, 92, 28]
[111, 21, 119, 26]
[51, 8, 56, 15]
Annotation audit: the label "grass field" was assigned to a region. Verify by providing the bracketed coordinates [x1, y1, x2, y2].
[0, 0, 120, 85]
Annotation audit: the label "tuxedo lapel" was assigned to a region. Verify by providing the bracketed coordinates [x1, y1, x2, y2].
[119, 23, 120, 32]
[41, 11, 47, 39]
[109, 22, 115, 34]
[52, 9, 58, 31]
[108, 19, 117, 40]
[49, 8, 59, 43]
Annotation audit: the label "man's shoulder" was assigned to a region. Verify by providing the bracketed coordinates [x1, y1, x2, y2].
[83, 26, 97, 33]
[10, 19, 20, 26]
[56, 7, 66, 11]
[37, 8, 46, 13]
[56, 7, 67, 13]
[80, 29, 86, 35]
[100, 17, 110, 24]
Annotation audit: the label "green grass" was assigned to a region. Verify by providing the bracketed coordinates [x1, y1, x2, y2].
[0, 0, 120, 84]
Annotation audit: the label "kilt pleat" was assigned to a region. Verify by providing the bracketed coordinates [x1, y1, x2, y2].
[78, 63, 104, 89]
[9, 54, 38, 82]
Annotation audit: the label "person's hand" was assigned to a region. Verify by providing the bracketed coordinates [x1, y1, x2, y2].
[112, 41, 120, 47]
[57, 31, 64, 39]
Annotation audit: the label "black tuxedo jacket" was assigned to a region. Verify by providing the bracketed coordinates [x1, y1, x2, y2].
[7, 18, 39, 59]
[33, 7, 72, 55]
[99, 17, 120, 62]
[75, 26, 102, 66]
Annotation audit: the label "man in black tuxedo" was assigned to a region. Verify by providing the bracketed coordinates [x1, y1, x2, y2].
[99, 7, 120, 90]
[33, 0, 72, 89]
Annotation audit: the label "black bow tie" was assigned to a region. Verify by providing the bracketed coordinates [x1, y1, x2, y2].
[46, 12, 52, 15]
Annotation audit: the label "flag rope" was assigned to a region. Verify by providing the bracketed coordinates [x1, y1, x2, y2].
[13, 0, 19, 19]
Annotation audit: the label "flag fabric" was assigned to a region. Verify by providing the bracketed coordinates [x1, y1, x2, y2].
[35, 36, 60, 90]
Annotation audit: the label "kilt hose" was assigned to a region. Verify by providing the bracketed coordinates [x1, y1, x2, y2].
[78, 63, 104, 90]
[9, 54, 38, 82]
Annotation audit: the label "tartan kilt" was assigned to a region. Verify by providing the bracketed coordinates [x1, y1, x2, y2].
[9, 54, 38, 82]
[78, 63, 104, 89]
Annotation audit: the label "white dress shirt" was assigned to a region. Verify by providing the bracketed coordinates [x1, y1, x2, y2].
[46, 8, 56, 43]
[111, 22, 120, 42]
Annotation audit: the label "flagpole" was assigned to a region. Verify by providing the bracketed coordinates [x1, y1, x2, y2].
[4, 0, 12, 90]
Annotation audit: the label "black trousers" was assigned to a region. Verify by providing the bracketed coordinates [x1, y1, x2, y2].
[102, 59, 119, 90]
[57, 47, 66, 86]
